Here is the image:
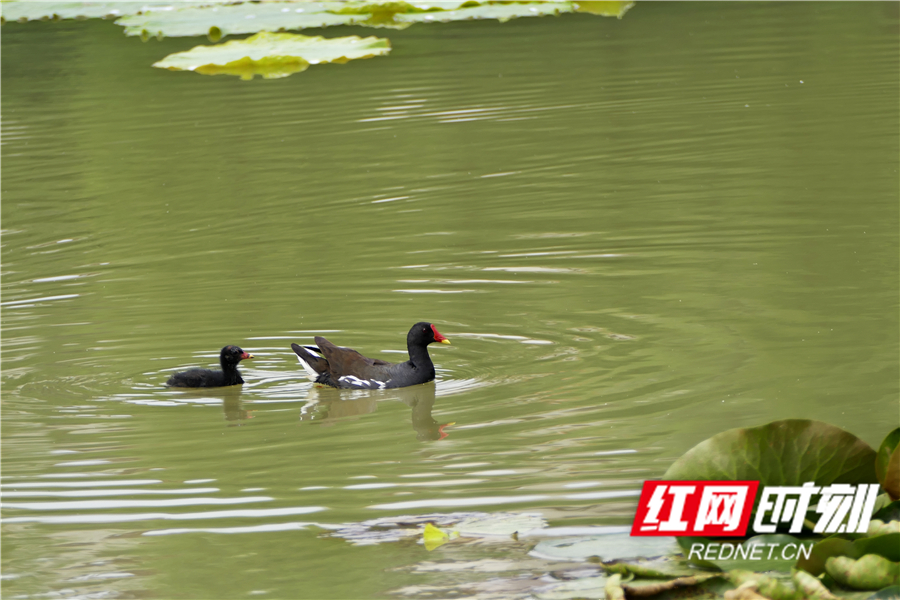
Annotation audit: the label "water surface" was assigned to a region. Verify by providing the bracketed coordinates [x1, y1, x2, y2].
[2, 3, 898, 598]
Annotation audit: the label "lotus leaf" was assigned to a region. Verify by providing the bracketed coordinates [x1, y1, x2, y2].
[574, 1, 634, 17]
[117, 2, 354, 39]
[621, 573, 723, 597]
[0, 1, 220, 22]
[825, 555, 900, 590]
[866, 586, 900, 599]
[798, 533, 900, 576]
[727, 570, 799, 600]
[664, 419, 878, 488]
[152, 32, 391, 79]
[885, 447, 900, 501]
[854, 533, 900, 562]
[530, 534, 677, 562]
[791, 568, 839, 599]
[873, 500, 900, 523]
[869, 520, 900, 536]
[876, 429, 900, 484]
[605, 574, 626, 600]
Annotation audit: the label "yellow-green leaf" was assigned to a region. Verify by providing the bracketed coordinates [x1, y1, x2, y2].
[423, 522, 449, 551]
[574, 1, 634, 18]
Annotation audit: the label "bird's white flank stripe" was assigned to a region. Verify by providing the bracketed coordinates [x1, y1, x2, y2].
[338, 376, 386, 389]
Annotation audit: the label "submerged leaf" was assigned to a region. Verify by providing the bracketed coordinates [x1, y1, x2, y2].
[534, 576, 608, 600]
[152, 32, 391, 79]
[530, 534, 677, 562]
[455, 513, 546, 537]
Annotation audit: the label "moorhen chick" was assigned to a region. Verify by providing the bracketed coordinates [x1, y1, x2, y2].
[166, 345, 254, 388]
[291, 322, 450, 389]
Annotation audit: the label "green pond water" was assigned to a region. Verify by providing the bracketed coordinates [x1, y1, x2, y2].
[2, 3, 898, 598]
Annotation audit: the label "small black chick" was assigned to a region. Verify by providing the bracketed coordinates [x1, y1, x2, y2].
[166, 345, 254, 388]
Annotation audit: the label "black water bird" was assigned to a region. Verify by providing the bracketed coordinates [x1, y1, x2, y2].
[166, 345, 254, 388]
[291, 322, 450, 389]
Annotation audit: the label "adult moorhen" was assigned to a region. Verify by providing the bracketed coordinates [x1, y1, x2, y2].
[166, 345, 254, 388]
[291, 322, 450, 389]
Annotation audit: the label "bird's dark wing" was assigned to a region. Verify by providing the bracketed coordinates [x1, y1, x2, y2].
[314, 336, 395, 380]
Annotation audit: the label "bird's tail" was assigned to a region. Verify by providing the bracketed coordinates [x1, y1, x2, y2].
[291, 343, 327, 382]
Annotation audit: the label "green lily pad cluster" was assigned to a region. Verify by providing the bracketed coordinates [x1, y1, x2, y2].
[659, 420, 900, 598]
[316, 421, 899, 598]
[1, 0, 635, 79]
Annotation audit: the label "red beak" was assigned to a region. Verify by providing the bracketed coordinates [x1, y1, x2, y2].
[431, 324, 451, 345]
[241, 352, 254, 360]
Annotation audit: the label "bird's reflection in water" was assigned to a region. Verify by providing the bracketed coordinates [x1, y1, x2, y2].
[167, 387, 253, 425]
[222, 388, 253, 425]
[299, 383, 452, 441]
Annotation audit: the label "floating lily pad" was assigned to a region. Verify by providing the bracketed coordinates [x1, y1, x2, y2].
[152, 31, 391, 79]
[664, 420, 878, 488]
[534, 576, 608, 600]
[530, 534, 678, 562]
[622, 573, 723, 597]
[393, 2, 575, 26]
[601, 557, 699, 579]
[114, 0, 601, 38]
[455, 513, 546, 537]
[118, 2, 354, 39]
[0, 1, 221, 22]
[327, 511, 540, 546]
